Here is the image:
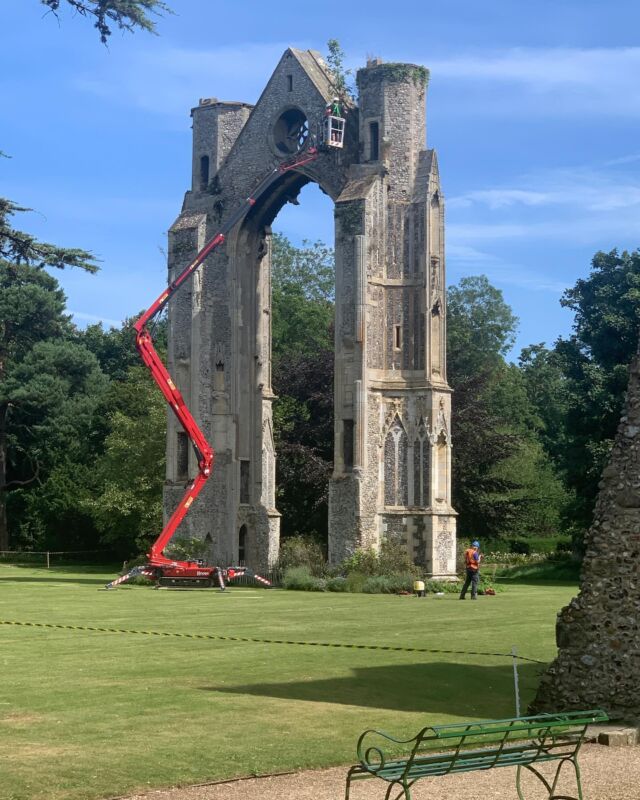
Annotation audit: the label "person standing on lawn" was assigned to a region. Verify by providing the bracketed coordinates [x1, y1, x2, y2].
[459, 540, 481, 600]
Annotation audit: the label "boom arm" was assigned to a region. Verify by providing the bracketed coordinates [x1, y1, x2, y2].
[137, 146, 320, 567]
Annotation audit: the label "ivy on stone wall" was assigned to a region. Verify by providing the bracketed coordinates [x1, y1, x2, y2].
[366, 63, 430, 88]
[335, 202, 364, 237]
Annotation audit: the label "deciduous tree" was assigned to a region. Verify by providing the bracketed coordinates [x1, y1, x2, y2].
[553, 248, 640, 532]
[83, 365, 166, 556]
[271, 234, 334, 542]
[447, 276, 568, 540]
[271, 234, 334, 363]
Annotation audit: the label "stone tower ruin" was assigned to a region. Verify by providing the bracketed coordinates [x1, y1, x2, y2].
[164, 49, 457, 574]
[534, 345, 640, 720]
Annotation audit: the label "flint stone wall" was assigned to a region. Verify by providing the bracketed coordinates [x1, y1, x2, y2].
[534, 349, 640, 720]
[164, 51, 457, 574]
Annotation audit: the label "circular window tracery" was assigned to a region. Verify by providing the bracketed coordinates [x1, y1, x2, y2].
[272, 108, 309, 155]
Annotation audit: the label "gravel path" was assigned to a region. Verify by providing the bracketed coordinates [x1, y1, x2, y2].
[124, 743, 639, 800]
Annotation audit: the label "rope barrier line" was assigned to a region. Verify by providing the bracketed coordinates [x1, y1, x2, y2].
[0, 619, 546, 664]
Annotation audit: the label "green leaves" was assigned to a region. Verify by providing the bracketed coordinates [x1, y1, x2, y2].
[325, 39, 356, 102]
[39, 0, 172, 44]
[551, 248, 640, 534]
[83, 366, 166, 555]
[3, 340, 107, 549]
[271, 234, 334, 540]
[560, 249, 640, 369]
[447, 275, 518, 383]
[447, 276, 568, 541]
[0, 197, 98, 273]
[271, 234, 334, 364]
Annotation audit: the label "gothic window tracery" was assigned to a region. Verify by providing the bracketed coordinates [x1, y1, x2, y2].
[412, 417, 430, 507]
[384, 415, 408, 507]
[436, 430, 448, 502]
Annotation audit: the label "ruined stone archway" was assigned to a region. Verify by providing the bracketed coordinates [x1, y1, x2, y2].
[163, 49, 457, 574]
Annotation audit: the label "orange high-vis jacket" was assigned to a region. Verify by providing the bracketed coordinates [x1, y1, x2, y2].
[464, 548, 480, 571]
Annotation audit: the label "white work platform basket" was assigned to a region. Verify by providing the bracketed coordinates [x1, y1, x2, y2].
[322, 115, 345, 148]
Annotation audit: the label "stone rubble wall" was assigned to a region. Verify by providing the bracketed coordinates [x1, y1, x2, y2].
[534, 350, 640, 720]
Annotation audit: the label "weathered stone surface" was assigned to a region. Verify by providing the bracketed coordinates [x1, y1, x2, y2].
[533, 349, 640, 720]
[597, 728, 639, 747]
[165, 50, 456, 572]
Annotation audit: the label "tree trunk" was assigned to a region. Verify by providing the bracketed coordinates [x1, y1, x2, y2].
[0, 404, 9, 551]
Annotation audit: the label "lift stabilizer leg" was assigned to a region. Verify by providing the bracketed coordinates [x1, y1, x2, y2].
[105, 566, 155, 590]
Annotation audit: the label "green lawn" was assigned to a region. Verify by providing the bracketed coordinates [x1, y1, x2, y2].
[0, 564, 577, 800]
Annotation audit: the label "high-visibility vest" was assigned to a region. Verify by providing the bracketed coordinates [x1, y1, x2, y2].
[464, 548, 479, 570]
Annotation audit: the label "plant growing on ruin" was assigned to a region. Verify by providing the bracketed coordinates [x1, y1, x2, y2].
[326, 39, 356, 102]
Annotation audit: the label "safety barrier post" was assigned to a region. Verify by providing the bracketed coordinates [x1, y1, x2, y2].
[512, 645, 521, 716]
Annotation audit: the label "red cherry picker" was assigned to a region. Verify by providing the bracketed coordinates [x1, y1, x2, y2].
[105, 117, 344, 590]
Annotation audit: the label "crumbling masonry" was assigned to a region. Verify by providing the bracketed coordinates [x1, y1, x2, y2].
[164, 49, 457, 574]
[534, 346, 640, 720]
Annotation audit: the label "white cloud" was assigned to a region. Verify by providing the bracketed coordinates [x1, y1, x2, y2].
[70, 311, 122, 327]
[446, 244, 496, 263]
[74, 42, 294, 118]
[431, 47, 640, 86]
[72, 43, 640, 123]
[409, 46, 640, 117]
[451, 181, 640, 213]
[604, 154, 640, 167]
[448, 165, 640, 245]
[446, 244, 566, 293]
[449, 190, 553, 210]
[446, 161, 640, 291]
[449, 214, 640, 246]
[3, 182, 176, 228]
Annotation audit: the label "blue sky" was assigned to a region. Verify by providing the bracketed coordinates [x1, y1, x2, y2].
[2, 0, 640, 357]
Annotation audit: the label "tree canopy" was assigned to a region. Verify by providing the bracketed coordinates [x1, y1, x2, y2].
[271, 234, 334, 541]
[447, 276, 568, 540]
[548, 249, 640, 534]
[271, 234, 334, 363]
[0, 191, 99, 550]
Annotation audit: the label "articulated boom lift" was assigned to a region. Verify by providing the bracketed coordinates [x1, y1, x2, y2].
[106, 123, 342, 591]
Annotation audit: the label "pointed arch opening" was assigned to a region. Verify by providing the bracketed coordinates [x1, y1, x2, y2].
[231, 173, 335, 548]
[238, 524, 247, 565]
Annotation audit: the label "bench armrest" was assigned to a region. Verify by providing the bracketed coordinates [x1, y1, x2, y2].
[357, 727, 435, 774]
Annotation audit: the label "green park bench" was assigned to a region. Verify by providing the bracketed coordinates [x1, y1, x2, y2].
[345, 709, 608, 800]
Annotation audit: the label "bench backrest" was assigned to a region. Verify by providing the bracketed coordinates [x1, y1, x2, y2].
[357, 710, 608, 778]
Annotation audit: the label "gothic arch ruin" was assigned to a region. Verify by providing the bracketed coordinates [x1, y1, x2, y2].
[164, 49, 457, 575]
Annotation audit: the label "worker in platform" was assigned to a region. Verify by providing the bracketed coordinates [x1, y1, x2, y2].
[325, 97, 343, 143]
[459, 540, 481, 600]
[325, 97, 342, 116]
